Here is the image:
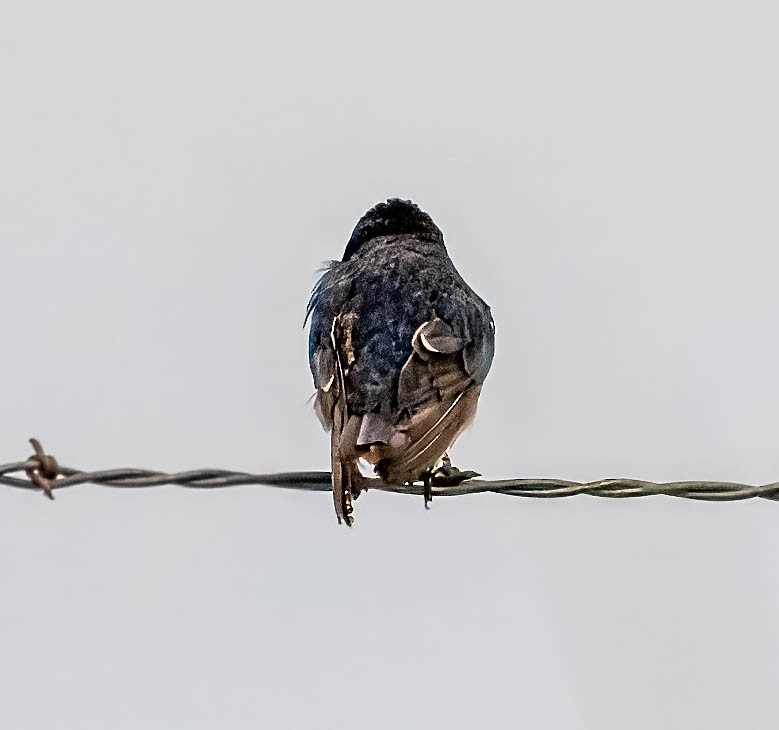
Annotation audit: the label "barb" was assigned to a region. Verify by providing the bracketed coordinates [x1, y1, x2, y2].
[24, 437, 58, 500]
[1, 438, 778, 503]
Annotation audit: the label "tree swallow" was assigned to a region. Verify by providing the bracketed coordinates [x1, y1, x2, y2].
[307, 199, 495, 525]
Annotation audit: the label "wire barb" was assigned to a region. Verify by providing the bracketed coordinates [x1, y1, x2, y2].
[1, 438, 779, 503]
[24, 438, 59, 500]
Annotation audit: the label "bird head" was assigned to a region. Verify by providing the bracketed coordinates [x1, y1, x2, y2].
[342, 198, 444, 261]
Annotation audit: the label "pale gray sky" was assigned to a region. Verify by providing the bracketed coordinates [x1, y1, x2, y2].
[2, 1, 779, 728]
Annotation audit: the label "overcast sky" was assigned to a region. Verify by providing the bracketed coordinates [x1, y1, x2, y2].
[2, 1, 779, 728]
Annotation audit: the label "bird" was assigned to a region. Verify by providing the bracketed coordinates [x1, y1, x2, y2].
[306, 198, 495, 525]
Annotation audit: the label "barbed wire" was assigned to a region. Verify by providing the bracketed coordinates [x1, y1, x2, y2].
[0, 438, 777, 503]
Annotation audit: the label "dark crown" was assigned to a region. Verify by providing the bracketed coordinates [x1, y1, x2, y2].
[342, 198, 444, 261]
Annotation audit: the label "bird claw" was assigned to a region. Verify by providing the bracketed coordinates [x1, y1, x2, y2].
[421, 459, 481, 509]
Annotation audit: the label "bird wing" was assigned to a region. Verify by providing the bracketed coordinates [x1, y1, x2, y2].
[311, 310, 362, 524]
[374, 315, 492, 483]
[307, 262, 350, 430]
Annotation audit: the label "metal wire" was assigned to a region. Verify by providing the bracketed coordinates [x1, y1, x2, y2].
[1, 438, 778, 502]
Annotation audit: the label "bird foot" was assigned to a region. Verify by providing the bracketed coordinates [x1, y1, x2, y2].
[421, 457, 481, 509]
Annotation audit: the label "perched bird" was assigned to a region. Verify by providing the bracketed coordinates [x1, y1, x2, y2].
[307, 199, 495, 525]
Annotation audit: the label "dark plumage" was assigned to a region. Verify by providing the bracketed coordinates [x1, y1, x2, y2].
[307, 199, 495, 525]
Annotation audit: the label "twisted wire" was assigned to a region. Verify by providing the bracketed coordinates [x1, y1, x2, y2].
[1, 438, 777, 502]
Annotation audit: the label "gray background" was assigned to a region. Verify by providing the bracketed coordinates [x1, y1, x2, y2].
[2, 1, 778, 728]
